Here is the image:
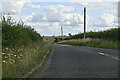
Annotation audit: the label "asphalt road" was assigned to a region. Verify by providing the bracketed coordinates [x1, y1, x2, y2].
[34, 44, 118, 78]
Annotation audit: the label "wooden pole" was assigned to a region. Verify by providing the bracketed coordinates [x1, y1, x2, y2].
[84, 7, 86, 39]
[61, 26, 63, 39]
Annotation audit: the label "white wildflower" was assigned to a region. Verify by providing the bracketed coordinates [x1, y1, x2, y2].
[6, 48, 9, 50]
[20, 54, 23, 57]
[5, 56, 8, 59]
[17, 56, 20, 59]
[3, 60, 5, 63]
[11, 49, 14, 51]
[13, 60, 15, 63]
[9, 61, 13, 64]
[2, 53, 5, 55]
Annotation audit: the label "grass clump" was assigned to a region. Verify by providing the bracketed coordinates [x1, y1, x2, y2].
[2, 42, 53, 78]
[59, 38, 118, 50]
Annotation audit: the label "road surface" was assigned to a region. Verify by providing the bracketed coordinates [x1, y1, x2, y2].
[34, 44, 118, 78]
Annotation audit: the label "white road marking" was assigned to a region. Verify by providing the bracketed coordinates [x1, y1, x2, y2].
[98, 52, 120, 61]
[98, 52, 104, 55]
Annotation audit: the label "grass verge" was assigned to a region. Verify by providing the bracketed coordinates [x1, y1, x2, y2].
[2, 41, 53, 78]
[58, 38, 118, 50]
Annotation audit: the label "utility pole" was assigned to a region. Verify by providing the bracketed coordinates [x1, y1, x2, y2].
[61, 26, 63, 39]
[84, 7, 86, 39]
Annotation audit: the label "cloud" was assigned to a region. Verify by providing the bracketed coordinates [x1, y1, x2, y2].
[118, 2, 120, 27]
[27, 4, 88, 26]
[27, 3, 75, 22]
[27, 2, 41, 9]
[27, 4, 86, 26]
[41, 5, 74, 22]
[25, 22, 60, 35]
[0, 0, 28, 15]
[60, 13, 84, 26]
[93, 13, 117, 27]
[28, 13, 46, 22]
[71, 2, 117, 10]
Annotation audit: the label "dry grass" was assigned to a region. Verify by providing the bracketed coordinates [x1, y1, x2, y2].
[59, 38, 118, 50]
[2, 41, 53, 78]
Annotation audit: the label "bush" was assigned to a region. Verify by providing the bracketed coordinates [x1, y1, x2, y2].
[1, 14, 42, 48]
[64, 28, 119, 41]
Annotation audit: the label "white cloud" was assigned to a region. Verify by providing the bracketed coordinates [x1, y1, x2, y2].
[27, 2, 41, 9]
[25, 22, 60, 35]
[93, 13, 117, 27]
[41, 5, 74, 22]
[61, 13, 84, 26]
[28, 13, 46, 22]
[100, 13, 115, 26]
[71, 2, 117, 10]
[101, 9, 117, 16]
[0, 0, 28, 15]
[27, 4, 90, 26]
[27, 4, 75, 22]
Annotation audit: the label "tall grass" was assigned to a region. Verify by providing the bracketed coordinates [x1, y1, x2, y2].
[2, 41, 53, 78]
[1, 14, 53, 78]
[59, 38, 118, 50]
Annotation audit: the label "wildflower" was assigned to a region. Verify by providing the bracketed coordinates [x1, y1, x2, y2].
[6, 48, 9, 50]
[9, 61, 13, 64]
[11, 48, 14, 51]
[5, 56, 8, 59]
[2, 53, 5, 55]
[14, 55, 17, 57]
[17, 56, 20, 59]
[13, 60, 15, 63]
[3, 60, 5, 63]
[17, 49, 20, 53]
[20, 54, 23, 56]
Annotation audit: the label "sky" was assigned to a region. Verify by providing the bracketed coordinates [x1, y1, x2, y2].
[0, 0, 119, 36]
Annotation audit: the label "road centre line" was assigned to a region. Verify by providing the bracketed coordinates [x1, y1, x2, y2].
[98, 52, 120, 61]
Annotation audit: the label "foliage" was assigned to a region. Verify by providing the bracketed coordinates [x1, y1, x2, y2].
[1, 14, 53, 78]
[54, 37, 62, 42]
[64, 28, 119, 41]
[1, 14, 42, 48]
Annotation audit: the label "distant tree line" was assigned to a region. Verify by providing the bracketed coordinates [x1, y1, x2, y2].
[1, 14, 42, 48]
[64, 28, 119, 41]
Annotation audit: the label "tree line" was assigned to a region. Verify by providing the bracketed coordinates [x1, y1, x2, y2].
[64, 28, 119, 41]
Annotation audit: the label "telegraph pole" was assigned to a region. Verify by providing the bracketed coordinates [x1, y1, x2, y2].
[61, 26, 63, 39]
[84, 7, 86, 39]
